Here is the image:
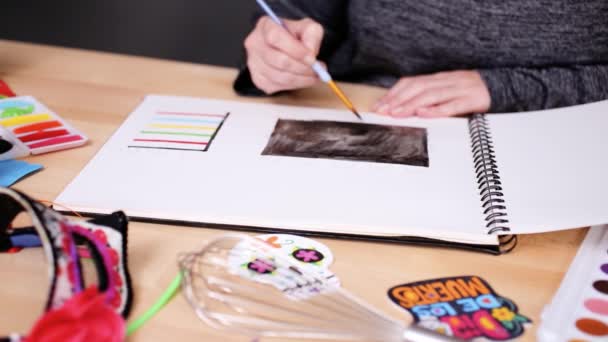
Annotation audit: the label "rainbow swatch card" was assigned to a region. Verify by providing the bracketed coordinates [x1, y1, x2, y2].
[0, 96, 88, 160]
[538, 225, 608, 341]
[127, 109, 229, 152]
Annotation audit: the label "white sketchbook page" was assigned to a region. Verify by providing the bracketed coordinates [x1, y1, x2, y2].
[56, 95, 496, 245]
[487, 100, 608, 234]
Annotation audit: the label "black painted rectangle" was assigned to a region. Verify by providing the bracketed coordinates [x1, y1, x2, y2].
[262, 119, 429, 167]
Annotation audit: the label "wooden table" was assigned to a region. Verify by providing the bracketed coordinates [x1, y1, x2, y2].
[0, 39, 586, 341]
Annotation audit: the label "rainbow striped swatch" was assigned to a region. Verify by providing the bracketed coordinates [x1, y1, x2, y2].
[0, 96, 87, 156]
[128, 110, 229, 151]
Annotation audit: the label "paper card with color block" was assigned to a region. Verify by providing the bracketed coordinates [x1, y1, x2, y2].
[0, 96, 88, 160]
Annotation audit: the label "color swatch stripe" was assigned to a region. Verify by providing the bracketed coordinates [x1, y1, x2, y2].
[156, 111, 226, 118]
[13, 120, 63, 134]
[584, 298, 608, 315]
[27, 134, 83, 149]
[133, 139, 208, 146]
[153, 117, 222, 124]
[1, 113, 52, 127]
[148, 123, 218, 130]
[575, 318, 608, 336]
[19, 129, 70, 143]
[128, 146, 205, 152]
[140, 130, 212, 137]
[593, 280, 608, 295]
[131, 111, 228, 152]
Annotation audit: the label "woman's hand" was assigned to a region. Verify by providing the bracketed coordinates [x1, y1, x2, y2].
[372, 71, 491, 117]
[244, 16, 324, 94]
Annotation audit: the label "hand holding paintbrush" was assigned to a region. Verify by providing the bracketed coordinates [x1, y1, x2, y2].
[245, 0, 361, 120]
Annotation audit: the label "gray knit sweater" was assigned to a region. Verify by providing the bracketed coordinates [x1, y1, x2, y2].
[234, 0, 608, 113]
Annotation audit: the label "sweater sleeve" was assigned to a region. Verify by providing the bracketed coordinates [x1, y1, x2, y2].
[479, 64, 608, 113]
[233, 0, 349, 96]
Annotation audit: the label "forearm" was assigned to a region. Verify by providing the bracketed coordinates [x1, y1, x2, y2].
[479, 65, 608, 113]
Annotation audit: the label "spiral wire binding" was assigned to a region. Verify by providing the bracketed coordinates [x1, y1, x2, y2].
[469, 114, 516, 253]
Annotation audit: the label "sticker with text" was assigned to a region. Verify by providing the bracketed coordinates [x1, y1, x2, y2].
[388, 276, 531, 341]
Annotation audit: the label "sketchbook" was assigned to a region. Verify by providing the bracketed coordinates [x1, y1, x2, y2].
[55, 95, 608, 254]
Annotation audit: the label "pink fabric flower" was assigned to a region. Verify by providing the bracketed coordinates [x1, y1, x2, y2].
[26, 287, 125, 342]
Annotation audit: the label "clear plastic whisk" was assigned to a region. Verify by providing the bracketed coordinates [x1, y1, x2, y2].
[179, 234, 460, 342]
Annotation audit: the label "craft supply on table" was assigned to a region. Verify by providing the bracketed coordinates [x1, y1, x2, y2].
[0, 80, 16, 98]
[178, 233, 460, 341]
[120, 234, 338, 337]
[125, 273, 183, 336]
[0, 159, 42, 187]
[234, 233, 340, 287]
[538, 225, 608, 341]
[0, 187, 133, 341]
[0, 137, 13, 153]
[0, 96, 88, 158]
[0, 125, 29, 160]
[388, 276, 531, 341]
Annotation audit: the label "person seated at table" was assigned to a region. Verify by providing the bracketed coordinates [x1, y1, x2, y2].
[233, 0, 608, 117]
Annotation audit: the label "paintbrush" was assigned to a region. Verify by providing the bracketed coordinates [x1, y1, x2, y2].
[255, 0, 362, 120]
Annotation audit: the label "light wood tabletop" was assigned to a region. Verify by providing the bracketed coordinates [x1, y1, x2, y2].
[0, 39, 587, 341]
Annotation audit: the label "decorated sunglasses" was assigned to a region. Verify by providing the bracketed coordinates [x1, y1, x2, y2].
[0, 187, 133, 341]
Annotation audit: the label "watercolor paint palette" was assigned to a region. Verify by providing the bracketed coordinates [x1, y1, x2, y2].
[538, 225, 608, 341]
[0, 96, 88, 160]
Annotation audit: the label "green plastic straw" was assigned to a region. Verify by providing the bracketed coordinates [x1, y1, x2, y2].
[126, 272, 183, 336]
